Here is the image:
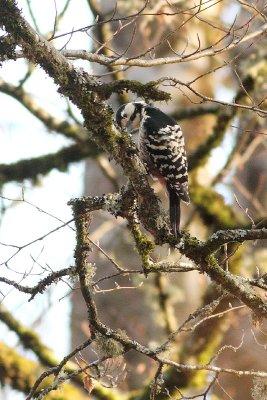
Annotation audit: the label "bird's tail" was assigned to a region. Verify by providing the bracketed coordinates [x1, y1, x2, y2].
[168, 188, 181, 237]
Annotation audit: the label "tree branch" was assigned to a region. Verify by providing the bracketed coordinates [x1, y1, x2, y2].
[0, 143, 98, 185]
[0, 77, 88, 142]
[0, 33, 16, 62]
[204, 228, 267, 253]
[0, 306, 120, 400]
[0, 267, 74, 300]
[0, 341, 88, 400]
[44, 23, 267, 68]
[69, 194, 267, 319]
[0, 0, 171, 243]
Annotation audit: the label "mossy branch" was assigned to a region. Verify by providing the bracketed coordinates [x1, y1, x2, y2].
[0, 33, 16, 61]
[95, 79, 171, 102]
[0, 341, 88, 400]
[0, 306, 123, 400]
[190, 183, 241, 230]
[0, 78, 88, 142]
[0, 143, 97, 185]
[0, 304, 61, 367]
[188, 76, 256, 172]
[172, 104, 220, 120]
[69, 193, 267, 318]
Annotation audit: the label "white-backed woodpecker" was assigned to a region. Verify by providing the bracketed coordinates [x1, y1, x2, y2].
[116, 101, 190, 237]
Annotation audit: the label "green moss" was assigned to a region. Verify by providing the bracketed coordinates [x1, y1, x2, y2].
[96, 79, 171, 102]
[190, 183, 241, 229]
[0, 34, 16, 61]
[0, 342, 87, 399]
[84, 263, 96, 286]
[188, 108, 234, 171]
[130, 222, 155, 271]
[95, 332, 124, 357]
[0, 306, 59, 367]
[0, 143, 97, 185]
[190, 329, 224, 388]
[183, 232, 202, 248]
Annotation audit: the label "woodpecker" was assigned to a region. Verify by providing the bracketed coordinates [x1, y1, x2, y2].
[116, 101, 190, 237]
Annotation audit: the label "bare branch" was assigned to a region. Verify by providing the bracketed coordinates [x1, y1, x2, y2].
[0, 266, 75, 300]
[51, 23, 267, 68]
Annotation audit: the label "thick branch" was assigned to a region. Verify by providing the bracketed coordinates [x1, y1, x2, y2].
[0, 306, 120, 400]
[91, 79, 171, 102]
[0, 33, 16, 61]
[204, 228, 267, 253]
[0, 0, 170, 242]
[0, 143, 97, 185]
[70, 194, 267, 319]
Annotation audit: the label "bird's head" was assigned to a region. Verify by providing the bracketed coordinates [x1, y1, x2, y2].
[115, 101, 146, 130]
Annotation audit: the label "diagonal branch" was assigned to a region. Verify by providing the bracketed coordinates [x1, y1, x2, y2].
[0, 0, 171, 242]
[1, 0, 266, 321]
[0, 341, 88, 400]
[0, 306, 119, 400]
[0, 143, 98, 185]
[69, 194, 267, 319]
[0, 77, 88, 142]
[0, 266, 74, 300]
[47, 22, 267, 68]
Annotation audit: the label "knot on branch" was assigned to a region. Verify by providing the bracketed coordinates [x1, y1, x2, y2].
[0, 34, 16, 63]
[95, 332, 125, 358]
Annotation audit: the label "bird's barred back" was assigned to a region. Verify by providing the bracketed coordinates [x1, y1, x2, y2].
[140, 107, 189, 203]
[143, 127, 187, 174]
